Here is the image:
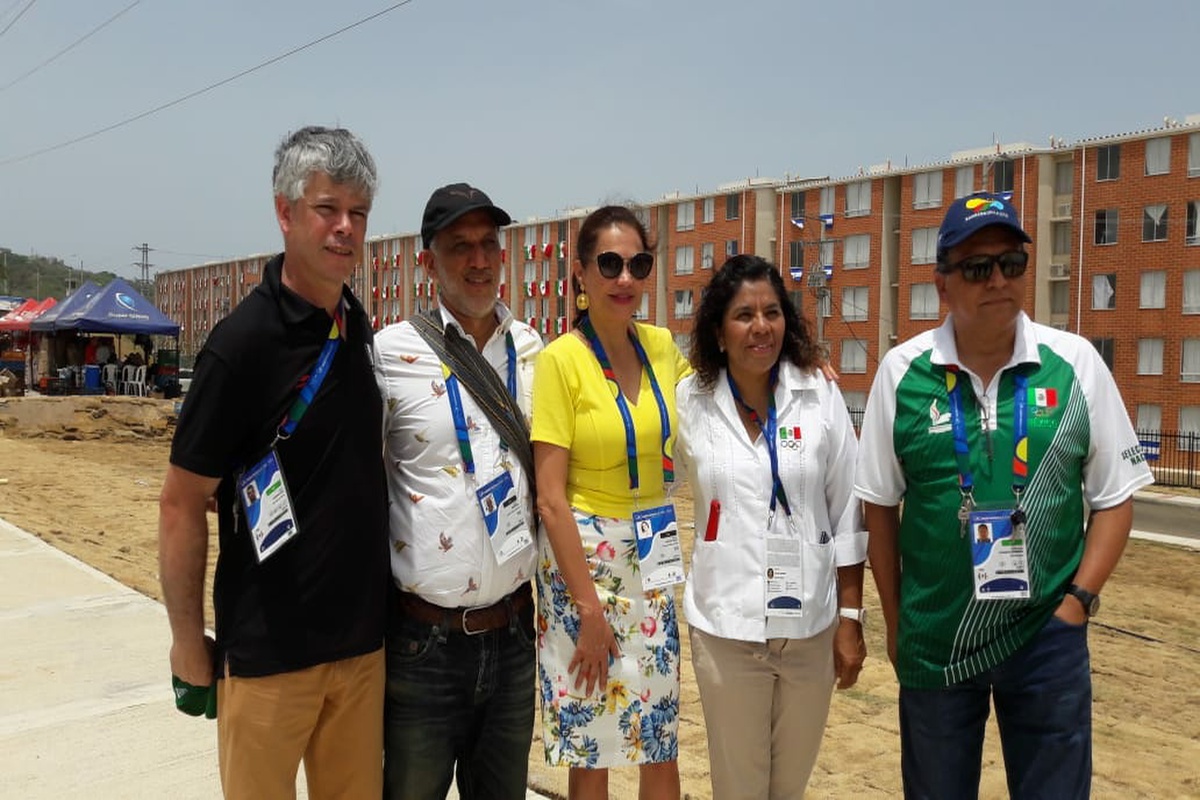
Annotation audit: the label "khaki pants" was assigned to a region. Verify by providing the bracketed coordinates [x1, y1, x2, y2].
[217, 648, 385, 800]
[690, 625, 836, 800]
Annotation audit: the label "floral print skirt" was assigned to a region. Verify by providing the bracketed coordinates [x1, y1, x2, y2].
[536, 510, 681, 769]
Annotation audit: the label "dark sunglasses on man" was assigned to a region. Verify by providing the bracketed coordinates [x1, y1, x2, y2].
[594, 251, 654, 280]
[940, 251, 1028, 283]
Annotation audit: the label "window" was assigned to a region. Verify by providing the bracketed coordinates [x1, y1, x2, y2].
[1050, 282, 1070, 315]
[1097, 144, 1121, 181]
[843, 234, 870, 269]
[1180, 407, 1200, 450]
[819, 186, 835, 217]
[523, 299, 535, 319]
[1187, 201, 1200, 245]
[1137, 338, 1164, 374]
[910, 283, 940, 320]
[1091, 337, 1114, 370]
[790, 191, 806, 221]
[1052, 222, 1072, 256]
[1145, 138, 1170, 175]
[1140, 271, 1166, 309]
[1183, 339, 1200, 382]
[701, 242, 715, 270]
[1143, 204, 1168, 241]
[542, 223, 551, 246]
[912, 228, 938, 264]
[788, 241, 804, 269]
[913, 171, 942, 209]
[524, 225, 537, 258]
[841, 286, 868, 322]
[1136, 404, 1162, 433]
[1054, 160, 1074, 195]
[676, 201, 695, 231]
[846, 181, 871, 217]
[675, 246, 694, 275]
[816, 291, 831, 319]
[634, 293, 649, 321]
[818, 240, 835, 267]
[702, 197, 715, 224]
[1190, 133, 1200, 177]
[725, 193, 740, 221]
[725, 239, 739, 257]
[992, 159, 1014, 194]
[1185, 270, 1200, 313]
[1094, 209, 1118, 245]
[843, 390, 867, 414]
[674, 289, 694, 319]
[1092, 274, 1116, 309]
[955, 165, 974, 199]
[840, 339, 867, 373]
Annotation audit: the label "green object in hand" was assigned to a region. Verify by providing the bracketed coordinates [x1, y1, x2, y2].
[172, 674, 217, 719]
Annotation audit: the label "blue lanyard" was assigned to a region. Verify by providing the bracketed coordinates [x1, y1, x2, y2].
[944, 367, 1029, 500]
[277, 299, 344, 440]
[441, 331, 517, 476]
[726, 366, 791, 517]
[579, 317, 674, 492]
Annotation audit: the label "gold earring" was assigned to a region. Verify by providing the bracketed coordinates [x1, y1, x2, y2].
[575, 292, 590, 311]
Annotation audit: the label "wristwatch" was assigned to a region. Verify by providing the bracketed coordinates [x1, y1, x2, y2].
[838, 607, 867, 625]
[1066, 584, 1100, 617]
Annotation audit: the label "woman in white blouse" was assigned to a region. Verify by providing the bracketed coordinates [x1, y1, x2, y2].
[676, 255, 867, 799]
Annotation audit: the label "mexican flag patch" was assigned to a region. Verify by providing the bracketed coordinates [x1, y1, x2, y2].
[1028, 387, 1058, 408]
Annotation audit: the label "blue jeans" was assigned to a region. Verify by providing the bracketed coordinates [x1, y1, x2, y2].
[383, 592, 536, 800]
[899, 614, 1092, 800]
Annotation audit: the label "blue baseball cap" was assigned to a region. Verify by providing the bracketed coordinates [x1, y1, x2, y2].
[936, 192, 1032, 259]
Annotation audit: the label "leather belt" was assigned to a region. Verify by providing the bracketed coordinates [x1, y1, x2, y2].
[395, 582, 532, 635]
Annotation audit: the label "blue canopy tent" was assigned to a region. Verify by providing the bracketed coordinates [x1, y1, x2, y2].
[28, 281, 101, 332]
[54, 278, 180, 336]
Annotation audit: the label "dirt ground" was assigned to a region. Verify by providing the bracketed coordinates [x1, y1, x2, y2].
[0, 396, 1197, 799]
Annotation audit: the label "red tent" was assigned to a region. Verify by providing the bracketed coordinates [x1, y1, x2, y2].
[0, 297, 57, 332]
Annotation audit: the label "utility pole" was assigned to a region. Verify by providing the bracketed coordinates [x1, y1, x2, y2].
[1, 249, 7, 295]
[132, 243, 154, 300]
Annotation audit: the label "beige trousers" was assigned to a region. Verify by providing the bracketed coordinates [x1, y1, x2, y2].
[217, 647, 385, 800]
[689, 624, 836, 800]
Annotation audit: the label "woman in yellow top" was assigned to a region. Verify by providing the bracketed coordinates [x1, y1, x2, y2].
[532, 205, 689, 800]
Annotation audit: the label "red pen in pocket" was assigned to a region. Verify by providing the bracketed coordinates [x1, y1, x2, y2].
[704, 500, 721, 542]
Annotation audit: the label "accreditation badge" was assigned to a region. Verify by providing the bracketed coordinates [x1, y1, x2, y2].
[633, 504, 684, 591]
[765, 518, 805, 617]
[237, 448, 299, 563]
[476, 470, 532, 565]
[969, 507, 1030, 600]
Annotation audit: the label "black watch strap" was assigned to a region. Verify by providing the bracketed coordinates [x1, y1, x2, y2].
[1066, 583, 1100, 617]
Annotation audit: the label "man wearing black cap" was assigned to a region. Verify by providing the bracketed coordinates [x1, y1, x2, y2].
[376, 183, 542, 799]
[854, 192, 1152, 798]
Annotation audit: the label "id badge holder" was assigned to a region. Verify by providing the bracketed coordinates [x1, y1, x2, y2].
[476, 470, 532, 565]
[969, 504, 1030, 600]
[237, 447, 299, 563]
[765, 515, 804, 617]
[632, 504, 684, 591]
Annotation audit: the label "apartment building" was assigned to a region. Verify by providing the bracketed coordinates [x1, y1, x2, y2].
[157, 118, 1200, 441]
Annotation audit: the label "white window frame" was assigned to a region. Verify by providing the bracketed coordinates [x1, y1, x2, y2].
[840, 338, 868, 373]
[1187, 200, 1200, 245]
[676, 201, 695, 231]
[1097, 144, 1121, 181]
[1182, 338, 1200, 382]
[673, 289, 694, 319]
[1143, 204, 1168, 242]
[635, 293, 650, 321]
[1095, 209, 1118, 245]
[912, 228, 938, 265]
[1180, 406, 1200, 450]
[1140, 271, 1166, 309]
[1136, 404, 1162, 433]
[701, 242, 715, 270]
[913, 171, 943, 209]
[841, 286, 868, 322]
[1145, 138, 1170, 176]
[819, 186, 835, 217]
[845, 181, 871, 217]
[725, 239, 739, 257]
[1190, 133, 1200, 178]
[702, 197, 715, 224]
[843, 234, 870, 269]
[819, 240, 835, 267]
[1137, 338, 1164, 375]
[675, 245, 695, 276]
[955, 165, 974, 199]
[1184, 270, 1200, 314]
[1092, 274, 1116, 310]
[910, 283, 940, 320]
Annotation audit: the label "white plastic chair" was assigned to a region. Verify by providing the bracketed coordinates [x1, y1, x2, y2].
[132, 365, 147, 396]
[102, 364, 119, 393]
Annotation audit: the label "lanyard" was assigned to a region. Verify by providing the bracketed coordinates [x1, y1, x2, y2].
[277, 300, 344, 441]
[442, 331, 518, 476]
[726, 366, 792, 518]
[944, 366, 1028, 503]
[579, 317, 674, 493]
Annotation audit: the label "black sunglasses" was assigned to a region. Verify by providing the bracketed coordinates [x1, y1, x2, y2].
[944, 251, 1029, 283]
[594, 251, 654, 280]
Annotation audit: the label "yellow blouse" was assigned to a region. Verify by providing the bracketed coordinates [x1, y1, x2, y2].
[531, 323, 691, 519]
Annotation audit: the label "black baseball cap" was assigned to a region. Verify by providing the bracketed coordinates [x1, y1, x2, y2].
[420, 182, 512, 248]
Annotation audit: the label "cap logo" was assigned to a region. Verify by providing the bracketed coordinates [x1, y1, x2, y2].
[447, 188, 481, 200]
[964, 197, 1006, 215]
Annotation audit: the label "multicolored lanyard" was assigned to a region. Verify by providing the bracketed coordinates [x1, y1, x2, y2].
[944, 366, 1029, 506]
[277, 299, 345, 441]
[579, 316, 674, 493]
[726, 366, 792, 518]
[442, 332, 517, 476]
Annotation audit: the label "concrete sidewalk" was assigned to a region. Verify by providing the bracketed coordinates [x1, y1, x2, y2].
[0, 518, 547, 799]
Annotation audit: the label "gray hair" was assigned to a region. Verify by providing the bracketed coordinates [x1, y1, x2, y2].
[271, 126, 378, 203]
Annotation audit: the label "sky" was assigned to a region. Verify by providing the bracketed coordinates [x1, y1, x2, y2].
[1, 0, 1198, 283]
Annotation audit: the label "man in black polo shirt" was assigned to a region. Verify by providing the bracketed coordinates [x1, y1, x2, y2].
[159, 126, 390, 799]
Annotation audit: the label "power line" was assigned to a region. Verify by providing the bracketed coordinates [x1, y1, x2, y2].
[0, 0, 142, 95]
[0, 0, 37, 39]
[0, 0, 416, 168]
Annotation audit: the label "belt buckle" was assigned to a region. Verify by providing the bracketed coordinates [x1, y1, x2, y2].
[461, 606, 487, 636]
